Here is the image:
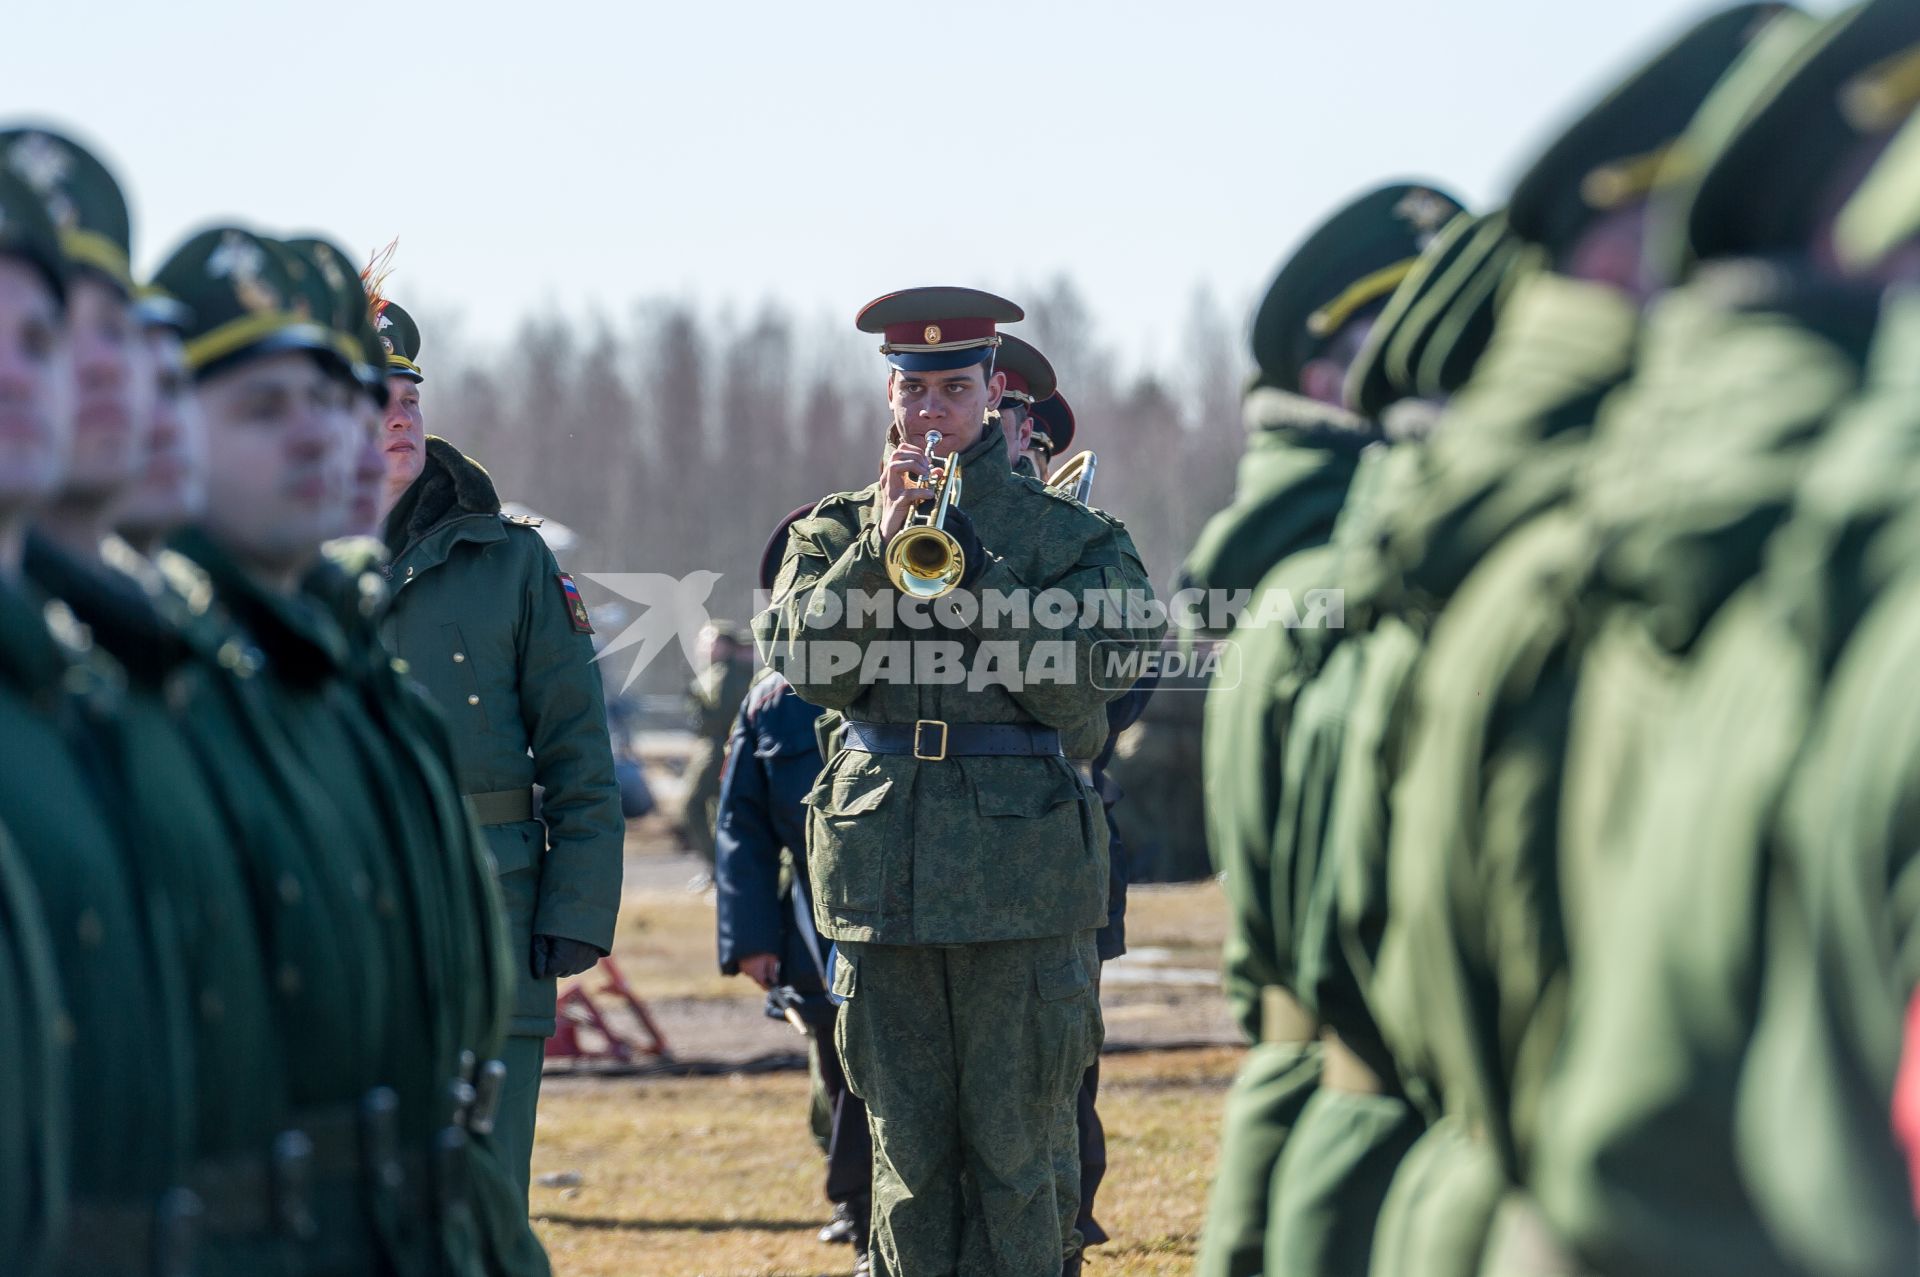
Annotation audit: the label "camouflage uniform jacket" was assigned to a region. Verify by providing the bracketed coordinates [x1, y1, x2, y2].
[755, 419, 1163, 945]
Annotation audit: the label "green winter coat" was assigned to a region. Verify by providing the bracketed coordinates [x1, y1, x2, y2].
[1368, 269, 1641, 1157]
[172, 528, 453, 1277]
[0, 814, 63, 1277]
[1193, 393, 1377, 1277]
[1190, 390, 1378, 1042]
[1182, 387, 1377, 624]
[309, 545, 551, 1277]
[0, 577, 195, 1265]
[1348, 270, 1642, 1277]
[1533, 281, 1910, 1277]
[755, 418, 1162, 946]
[381, 438, 625, 1037]
[26, 538, 292, 1277]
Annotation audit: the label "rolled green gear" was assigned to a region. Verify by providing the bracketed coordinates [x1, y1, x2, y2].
[1344, 211, 1528, 419]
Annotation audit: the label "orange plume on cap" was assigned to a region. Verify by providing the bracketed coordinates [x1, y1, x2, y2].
[361, 236, 399, 326]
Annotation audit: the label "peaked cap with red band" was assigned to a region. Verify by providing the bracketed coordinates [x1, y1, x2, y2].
[1031, 391, 1076, 456]
[856, 285, 1024, 372]
[994, 333, 1058, 405]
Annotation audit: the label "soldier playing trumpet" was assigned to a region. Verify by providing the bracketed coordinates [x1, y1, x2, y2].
[756, 287, 1162, 1277]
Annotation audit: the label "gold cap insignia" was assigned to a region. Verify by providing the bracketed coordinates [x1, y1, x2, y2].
[924, 324, 942, 345]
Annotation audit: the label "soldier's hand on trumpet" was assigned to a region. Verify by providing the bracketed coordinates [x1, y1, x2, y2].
[879, 438, 939, 544]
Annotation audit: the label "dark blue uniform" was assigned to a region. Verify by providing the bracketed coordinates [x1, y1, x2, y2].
[715, 671, 831, 990]
[713, 671, 872, 1247]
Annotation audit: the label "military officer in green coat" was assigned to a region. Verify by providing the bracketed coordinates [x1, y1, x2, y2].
[1191, 180, 1463, 1277]
[0, 153, 199, 1277]
[0, 168, 81, 1277]
[756, 287, 1162, 1277]
[371, 296, 625, 1202]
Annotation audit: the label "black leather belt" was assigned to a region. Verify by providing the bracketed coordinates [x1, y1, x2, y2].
[840, 719, 1062, 761]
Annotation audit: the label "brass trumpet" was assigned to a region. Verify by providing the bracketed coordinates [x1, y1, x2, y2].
[1047, 450, 1098, 504]
[885, 429, 967, 599]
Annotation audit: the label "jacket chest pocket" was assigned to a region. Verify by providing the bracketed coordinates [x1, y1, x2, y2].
[436, 622, 493, 731]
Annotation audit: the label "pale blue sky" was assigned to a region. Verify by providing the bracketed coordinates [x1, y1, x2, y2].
[0, 0, 1842, 367]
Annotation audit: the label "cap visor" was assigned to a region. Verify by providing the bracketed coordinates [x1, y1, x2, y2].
[195, 322, 354, 383]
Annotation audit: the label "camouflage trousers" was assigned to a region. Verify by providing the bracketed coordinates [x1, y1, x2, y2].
[835, 933, 1102, 1277]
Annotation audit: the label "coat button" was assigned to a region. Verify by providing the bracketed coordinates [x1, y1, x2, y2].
[453, 652, 466, 663]
[405, 566, 415, 578]
[467, 694, 480, 706]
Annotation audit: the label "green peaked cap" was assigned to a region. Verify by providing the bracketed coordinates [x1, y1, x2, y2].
[1678, 0, 1920, 269]
[0, 125, 133, 294]
[1249, 181, 1466, 394]
[376, 301, 423, 382]
[153, 225, 349, 379]
[0, 168, 68, 305]
[1506, 4, 1799, 264]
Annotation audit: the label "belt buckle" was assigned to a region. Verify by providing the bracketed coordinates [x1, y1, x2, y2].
[912, 719, 948, 761]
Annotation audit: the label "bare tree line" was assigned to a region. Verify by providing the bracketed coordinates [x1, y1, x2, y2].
[427, 278, 1250, 695]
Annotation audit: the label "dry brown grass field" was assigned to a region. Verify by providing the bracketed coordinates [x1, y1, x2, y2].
[525, 833, 1238, 1276]
[531, 1046, 1238, 1277]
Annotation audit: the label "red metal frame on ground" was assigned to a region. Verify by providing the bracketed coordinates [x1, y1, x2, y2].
[544, 957, 673, 1063]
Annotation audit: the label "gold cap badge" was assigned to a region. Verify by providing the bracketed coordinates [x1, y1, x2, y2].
[924, 324, 942, 344]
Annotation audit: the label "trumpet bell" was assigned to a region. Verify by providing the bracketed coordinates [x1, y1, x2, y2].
[885, 526, 966, 599]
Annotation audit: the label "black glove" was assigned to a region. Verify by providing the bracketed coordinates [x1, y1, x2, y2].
[530, 934, 604, 980]
[941, 506, 987, 590]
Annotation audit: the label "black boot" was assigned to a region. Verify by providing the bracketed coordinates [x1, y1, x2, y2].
[818, 1202, 857, 1245]
[1061, 1249, 1085, 1277]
